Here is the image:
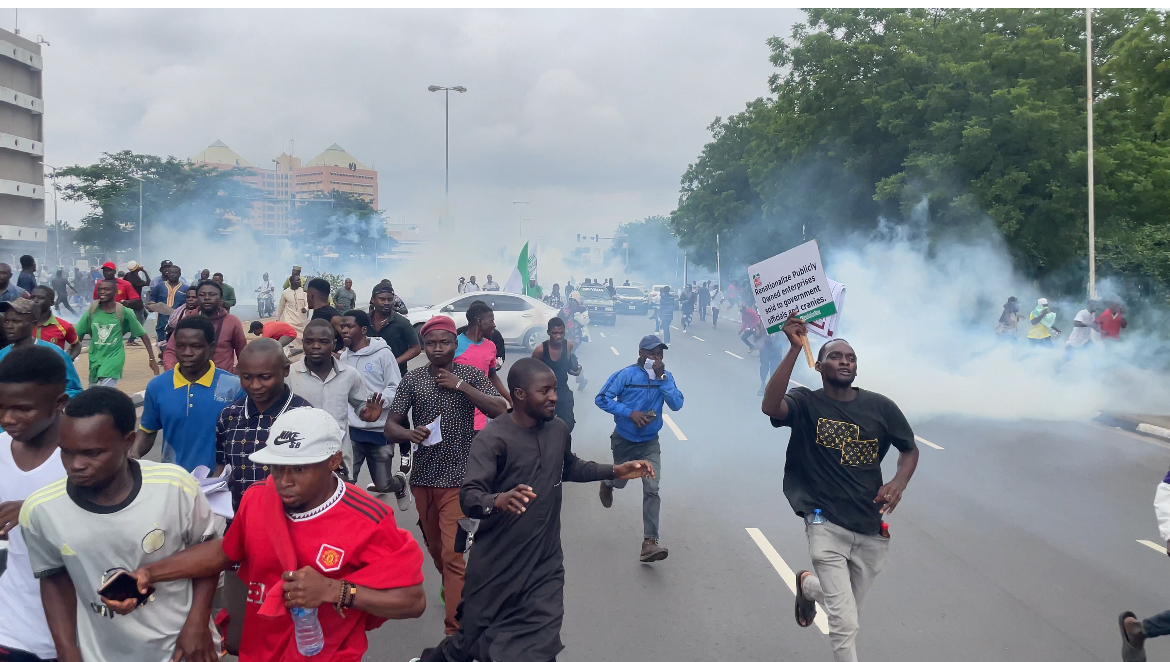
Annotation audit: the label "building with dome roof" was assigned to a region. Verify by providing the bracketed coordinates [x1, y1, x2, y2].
[190, 140, 379, 236]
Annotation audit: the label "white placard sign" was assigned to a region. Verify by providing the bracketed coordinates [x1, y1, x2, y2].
[748, 239, 838, 334]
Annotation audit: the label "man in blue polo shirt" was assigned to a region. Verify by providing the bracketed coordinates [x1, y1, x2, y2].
[131, 315, 241, 471]
[595, 333, 684, 563]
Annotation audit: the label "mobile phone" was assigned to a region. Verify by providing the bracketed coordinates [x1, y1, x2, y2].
[98, 570, 153, 604]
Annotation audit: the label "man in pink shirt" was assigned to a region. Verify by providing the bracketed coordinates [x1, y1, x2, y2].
[455, 300, 511, 431]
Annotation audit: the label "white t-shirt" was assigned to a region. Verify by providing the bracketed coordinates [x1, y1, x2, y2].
[0, 433, 67, 659]
[1066, 308, 1098, 348]
[19, 460, 217, 662]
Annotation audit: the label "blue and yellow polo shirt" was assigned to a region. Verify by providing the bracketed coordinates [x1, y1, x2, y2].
[140, 361, 242, 472]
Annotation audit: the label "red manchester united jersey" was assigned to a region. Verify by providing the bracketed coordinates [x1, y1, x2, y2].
[223, 478, 424, 662]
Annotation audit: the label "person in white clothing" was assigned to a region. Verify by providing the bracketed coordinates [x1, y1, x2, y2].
[275, 273, 309, 335]
[1066, 300, 1102, 350]
[465, 276, 481, 292]
[338, 309, 411, 511]
[0, 346, 71, 662]
[483, 274, 501, 291]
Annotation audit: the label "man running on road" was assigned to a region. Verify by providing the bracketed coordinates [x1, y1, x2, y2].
[761, 312, 919, 662]
[594, 334, 684, 562]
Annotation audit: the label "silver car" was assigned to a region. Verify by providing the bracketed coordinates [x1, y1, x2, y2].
[406, 292, 558, 349]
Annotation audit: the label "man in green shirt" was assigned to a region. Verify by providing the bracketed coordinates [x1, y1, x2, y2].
[212, 273, 236, 312]
[76, 279, 159, 386]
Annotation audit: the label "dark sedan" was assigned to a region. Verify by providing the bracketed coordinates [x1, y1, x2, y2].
[613, 286, 649, 314]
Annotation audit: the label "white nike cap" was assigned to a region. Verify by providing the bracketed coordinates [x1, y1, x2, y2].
[249, 408, 343, 466]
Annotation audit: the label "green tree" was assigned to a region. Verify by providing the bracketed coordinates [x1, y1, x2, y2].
[58, 151, 255, 253]
[672, 9, 1170, 297]
[295, 191, 395, 257]
[611, 215, 681, 276]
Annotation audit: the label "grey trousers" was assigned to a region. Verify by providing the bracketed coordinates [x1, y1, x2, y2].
[800, 519, 890, 662]
[602, 433, 661, 539]
[352, 440, 396, 491]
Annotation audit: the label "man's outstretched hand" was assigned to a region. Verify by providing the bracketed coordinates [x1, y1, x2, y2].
[613, 460, 655, 481]
[781, 312, 807, 351]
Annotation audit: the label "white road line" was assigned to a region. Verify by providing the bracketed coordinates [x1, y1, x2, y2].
[745, 528, 829, 634]
[662, 413, 687, 440]
[915, 435, 944, 450]
[725, 350, 744, 359]
[600, 332, 606, 338]
[1138, 539, 1166, 554]
[692, 336, 705, 342]
[610, 346, 620, 356]
[671, 325, 679, 330]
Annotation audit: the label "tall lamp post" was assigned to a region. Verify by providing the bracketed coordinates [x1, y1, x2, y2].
[128, 173, 144, 264]
[1085, 8, 1097, 299]
[427, 85, 467, 219]
[512, 200, 529, 242]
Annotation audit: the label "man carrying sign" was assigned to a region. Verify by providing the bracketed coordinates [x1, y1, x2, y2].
[760, 313, 919, 662]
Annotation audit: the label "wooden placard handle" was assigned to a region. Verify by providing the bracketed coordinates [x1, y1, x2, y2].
[801, 334, 815, 368]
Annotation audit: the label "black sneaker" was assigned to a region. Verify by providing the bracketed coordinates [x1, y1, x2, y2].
[599, 483, 613, 508]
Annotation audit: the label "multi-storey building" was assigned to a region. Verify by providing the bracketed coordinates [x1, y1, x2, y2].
[191, 140, 378, 236]
[0, 28, 46, 261]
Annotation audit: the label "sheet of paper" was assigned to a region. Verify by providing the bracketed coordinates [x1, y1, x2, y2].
[192, 464, 235, 519]
[423, 416, 443, 447]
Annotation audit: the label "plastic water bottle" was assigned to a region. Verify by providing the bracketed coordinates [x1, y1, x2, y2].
[290, 607, 324, 656]
[810, 509, 825, 525]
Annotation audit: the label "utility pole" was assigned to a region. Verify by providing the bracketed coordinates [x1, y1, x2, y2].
[716, 233, 722, 291]
[428, 85, 467, 227]
[512, 201, 528, 240]
[1086, 8, 1097, 300]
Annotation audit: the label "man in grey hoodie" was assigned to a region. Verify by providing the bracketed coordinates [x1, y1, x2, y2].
[339, 308, 410, 511]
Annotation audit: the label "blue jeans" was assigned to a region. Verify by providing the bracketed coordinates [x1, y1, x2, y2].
[659, 318, 672, 344]
[1146, 610, 1170, 637]
[603, 433, 662, 539]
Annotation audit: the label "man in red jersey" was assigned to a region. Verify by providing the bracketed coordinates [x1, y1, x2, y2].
[104, 407, 426, 662]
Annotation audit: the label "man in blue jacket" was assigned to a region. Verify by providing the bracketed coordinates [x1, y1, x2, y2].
[595, 334, 684, 562]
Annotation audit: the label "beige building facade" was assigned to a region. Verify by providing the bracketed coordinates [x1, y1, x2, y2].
[0, 28, 46, 260]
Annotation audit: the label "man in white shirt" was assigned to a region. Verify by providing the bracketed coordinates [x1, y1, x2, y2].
[19, 387, 220, 662]
[1066, 300, 1101, 350]
[0, 346, 71, 662]
[465, 276, 481, 292]
[275, 273, 309, 336]
[483, 274, 501, 291]
[287, 320, 383, 484]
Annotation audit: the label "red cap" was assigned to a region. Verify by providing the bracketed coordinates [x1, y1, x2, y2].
[419, 315, 457, 338]
[101, 261, 116, 270]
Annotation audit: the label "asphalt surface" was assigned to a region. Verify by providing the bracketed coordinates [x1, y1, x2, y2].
[345, 312, 1169, 661]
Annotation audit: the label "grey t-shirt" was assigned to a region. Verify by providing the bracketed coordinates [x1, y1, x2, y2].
[20, 460, 218, 662]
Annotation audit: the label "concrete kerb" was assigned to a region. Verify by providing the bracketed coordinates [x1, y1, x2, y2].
[1095, 413, 1170, 440]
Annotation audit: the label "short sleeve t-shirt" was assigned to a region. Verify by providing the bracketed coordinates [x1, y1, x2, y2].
[312, 305, 344, 351]
[19, 461, 218, 662]
[1097, 311, 1125, 339]
[388, 363, 499, 488]
[371, 312, 420, 376]
[140, 364, 243, 471]
[76, 304, 147, 381]
[0, 435, 67, 660]
[262, 321, 297, 340]
[34, 316, 78, 350]
[771, 387, 916, 535]
[222, 479, 424, 662]
[454, 334, 499, 430]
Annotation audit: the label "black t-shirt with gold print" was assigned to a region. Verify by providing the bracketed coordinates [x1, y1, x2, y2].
[771, 386, 916, 535]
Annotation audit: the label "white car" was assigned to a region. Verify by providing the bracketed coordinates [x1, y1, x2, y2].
[648, 284, 669, 306]
[406, 292, 558, 349]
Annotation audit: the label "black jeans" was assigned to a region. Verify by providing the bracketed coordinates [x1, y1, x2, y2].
[1145, 610, 1170, 637]
[0, 645, 56, 662]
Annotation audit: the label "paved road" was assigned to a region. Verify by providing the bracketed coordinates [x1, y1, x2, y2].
[356, 312, 1170, 662]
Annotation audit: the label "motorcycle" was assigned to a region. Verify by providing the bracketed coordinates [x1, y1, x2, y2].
[256, 288, 275, 318]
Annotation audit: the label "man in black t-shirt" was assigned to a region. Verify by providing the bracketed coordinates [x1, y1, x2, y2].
[761, 313, 919, 662]
[305, 277, 343, 351]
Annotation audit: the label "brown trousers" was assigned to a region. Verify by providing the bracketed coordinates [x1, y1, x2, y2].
[413, 485, 466, 635]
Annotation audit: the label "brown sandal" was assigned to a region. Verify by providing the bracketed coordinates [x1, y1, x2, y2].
[794, 570, 817, 628]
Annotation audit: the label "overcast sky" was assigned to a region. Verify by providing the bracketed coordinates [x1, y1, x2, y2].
[16, 9, 801, 238]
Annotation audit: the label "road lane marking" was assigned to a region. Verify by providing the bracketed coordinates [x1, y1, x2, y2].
[610, 346, 620, 356]
[1138, 539, 1166, 554]
[600, 332, 606, 338]
[671, 325, 679, 330]
[745, 528, 829, 634]
[915, 435, 944, 450]
[662, 413, 687, 440]
[725, 351, 744, 359]
[692, 336, 705, 342]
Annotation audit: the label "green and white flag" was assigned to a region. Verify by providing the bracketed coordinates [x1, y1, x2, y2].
[504, 242, 529, 294]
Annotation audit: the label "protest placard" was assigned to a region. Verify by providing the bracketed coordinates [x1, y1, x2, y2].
[748, 240, 837, 366]
[805, 278, 846, 340]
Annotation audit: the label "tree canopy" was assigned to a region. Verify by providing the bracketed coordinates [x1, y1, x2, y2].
[294, 190, 394, 257]
[670, 9, 1170, 299]
[58, 151, 255, 253]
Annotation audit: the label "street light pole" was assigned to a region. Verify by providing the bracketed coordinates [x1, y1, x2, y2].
[428, 85, 467, 225]
[1086, 8, 1097, 300]
[513, 201, 529, 239]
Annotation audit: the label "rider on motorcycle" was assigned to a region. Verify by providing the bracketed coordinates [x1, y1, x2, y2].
[256, 272, 276, 317]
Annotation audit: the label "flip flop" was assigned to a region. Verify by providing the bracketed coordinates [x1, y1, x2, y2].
[1120, 611, 1147, 662]
[794, 570, 817, 628]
